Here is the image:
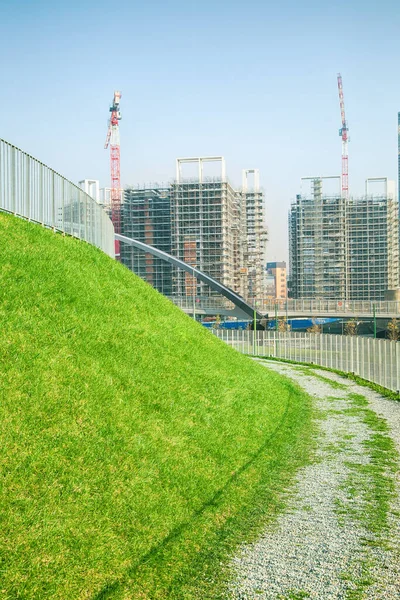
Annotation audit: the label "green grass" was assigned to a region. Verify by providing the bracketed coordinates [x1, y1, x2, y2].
[292, 366, 348, 390]
[258, 356, 400, 402]
[0, 213, 314, 599]
[281, 365, 398, 599]
[322, 392, 399, 599]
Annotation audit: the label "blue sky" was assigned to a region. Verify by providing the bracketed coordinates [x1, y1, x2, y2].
[1, 0, 399, 262]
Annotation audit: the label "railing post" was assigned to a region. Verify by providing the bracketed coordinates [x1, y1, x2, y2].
[253, 309, 256, 355]
[335, 334, 338, 370]
[378, 341, 382, 387]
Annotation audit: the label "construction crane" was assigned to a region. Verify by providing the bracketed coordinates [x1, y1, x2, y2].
[337, 74, 349, 198]
[104, 90, 122, 257]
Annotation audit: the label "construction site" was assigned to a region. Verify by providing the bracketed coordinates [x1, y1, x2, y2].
[121, 186, 173, 296]
[119, 157, 268, 303]
[289, 176, 399, 300]
[289, 74, 400, 301]
[100, 74, 400, 307]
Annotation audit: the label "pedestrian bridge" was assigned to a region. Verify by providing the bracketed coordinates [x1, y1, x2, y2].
[167, 296, 400, 321]
[254, 298, 400, 320]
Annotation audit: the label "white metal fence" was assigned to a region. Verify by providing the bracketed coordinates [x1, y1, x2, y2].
[0, 138, 115, 257]
[213, 330, 400, 393]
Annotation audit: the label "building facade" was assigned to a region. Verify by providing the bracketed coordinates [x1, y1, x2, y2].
[289, 177, 399, 300]
[266, 261, 287, 299]
[171, 158, 245, 298]
[120, 186, 173, 296]
[398, 112, 400, 203]
[289, 177, 347, 299]
[347, 179, 399, 300]
[120, 157, 268, 302]
[242, 169, 268, 300]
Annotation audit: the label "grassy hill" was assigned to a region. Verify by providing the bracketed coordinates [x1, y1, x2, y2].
[0, 212, 313, 599]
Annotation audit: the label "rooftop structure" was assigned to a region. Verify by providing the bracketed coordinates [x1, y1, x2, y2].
[78, 179, 100, 202]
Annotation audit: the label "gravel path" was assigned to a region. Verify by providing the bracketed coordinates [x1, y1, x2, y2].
[229, 361, 400, 599]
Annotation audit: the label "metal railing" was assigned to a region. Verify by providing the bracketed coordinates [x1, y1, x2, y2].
[253, 298, 400, 317]
[0, 138, 115, 257]
[160, 295, 400, 319]
[166, 295, 235, 311]
[213, 330, 400, 393]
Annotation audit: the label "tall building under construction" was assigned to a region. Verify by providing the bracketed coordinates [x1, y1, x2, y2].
[121, 186, 173, 296]
[289, 177, 399, 300]
[120, 157, 268, 301]
[171, 158, 246, 298]
[242, 168, 268, 300]
[347, 179, 399, 299]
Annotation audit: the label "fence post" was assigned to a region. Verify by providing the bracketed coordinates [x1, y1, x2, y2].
[253, 309, 256, 355]
[350, 335, 353, 374]
[361, 336, 364, 381]
[11, 145, 16, 215]
[378, 341, 382, 387]
[355, 335, 359, 377]
[370, 337, 374, 383]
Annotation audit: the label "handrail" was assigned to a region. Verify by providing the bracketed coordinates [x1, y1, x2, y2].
[0, 138, 115, 257]
[252, 298, 400, 317]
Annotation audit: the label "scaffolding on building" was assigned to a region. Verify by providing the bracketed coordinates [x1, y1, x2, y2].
[289, 176, 399, 301]
[242, 169, 268, 300]
[347, 178, 399, 300]
[172, 157, 242, 298]
[120, 157, 268, 306]
[121, 186, 173, 296]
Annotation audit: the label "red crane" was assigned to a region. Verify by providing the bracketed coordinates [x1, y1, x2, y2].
[104, 91, 122, 257]
[337, 74, 349, 198]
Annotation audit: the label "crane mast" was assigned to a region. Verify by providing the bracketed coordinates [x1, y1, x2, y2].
[104, 91, 122, 257]
[337, 74, 349, 198]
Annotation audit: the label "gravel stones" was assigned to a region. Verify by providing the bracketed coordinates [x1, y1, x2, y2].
[229, 361, 400, 599]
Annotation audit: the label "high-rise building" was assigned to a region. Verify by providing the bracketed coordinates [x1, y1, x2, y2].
[170, 157, 245, 298]
[242, 169, 268, 300]
[398, 112, 400, 203]
[120, 186, 173, 296]
[171, 158, 268, 300]
[289, 177, 347, 299]
[289, 176, 399, 300]
[398, 113, 400, 269]
[347, 179, 399, 300]
[120, 157, 267, 301]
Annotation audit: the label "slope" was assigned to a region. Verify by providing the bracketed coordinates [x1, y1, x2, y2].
[0, 212, 313, 599]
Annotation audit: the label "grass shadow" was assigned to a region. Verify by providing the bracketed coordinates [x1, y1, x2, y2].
[93, 396, 292, 599]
